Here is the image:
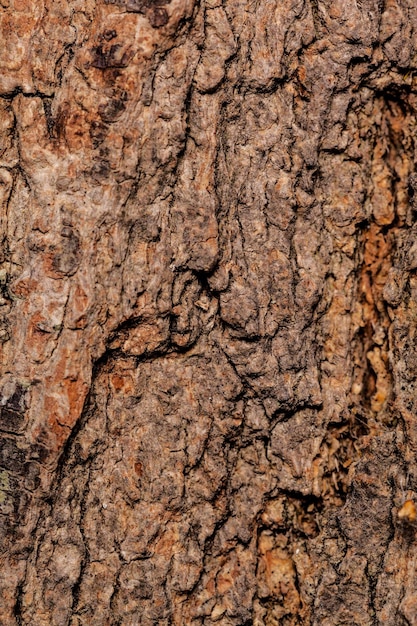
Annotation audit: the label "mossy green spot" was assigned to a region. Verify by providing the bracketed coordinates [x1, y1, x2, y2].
[0, 470, 10, 504]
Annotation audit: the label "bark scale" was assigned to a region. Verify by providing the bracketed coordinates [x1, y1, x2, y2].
[1, 0, 417, 624]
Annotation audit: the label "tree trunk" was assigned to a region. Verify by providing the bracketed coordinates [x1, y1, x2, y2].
[1, 0, 417, 624]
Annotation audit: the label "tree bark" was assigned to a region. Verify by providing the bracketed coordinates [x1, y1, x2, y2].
[2, 0, 417, 624]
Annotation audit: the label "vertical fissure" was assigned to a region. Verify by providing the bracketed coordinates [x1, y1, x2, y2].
[353, 92, 415, 426]
[354, 220, 394, 416]
[311, 90, 416, 513]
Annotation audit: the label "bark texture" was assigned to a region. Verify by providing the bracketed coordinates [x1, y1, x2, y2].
[2, 0, 417, 624]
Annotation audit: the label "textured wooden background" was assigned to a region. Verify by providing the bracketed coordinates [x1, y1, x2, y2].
[2, 0, 417, 624]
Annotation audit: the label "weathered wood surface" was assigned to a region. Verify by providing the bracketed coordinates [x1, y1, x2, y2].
[2, 0, 417, 624]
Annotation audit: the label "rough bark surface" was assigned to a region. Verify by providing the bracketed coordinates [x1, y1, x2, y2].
[2, 0, 417, 624]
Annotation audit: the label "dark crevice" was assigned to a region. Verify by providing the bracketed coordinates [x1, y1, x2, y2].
[13, 581, 23, 626]
[42, 98, 56, 139]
